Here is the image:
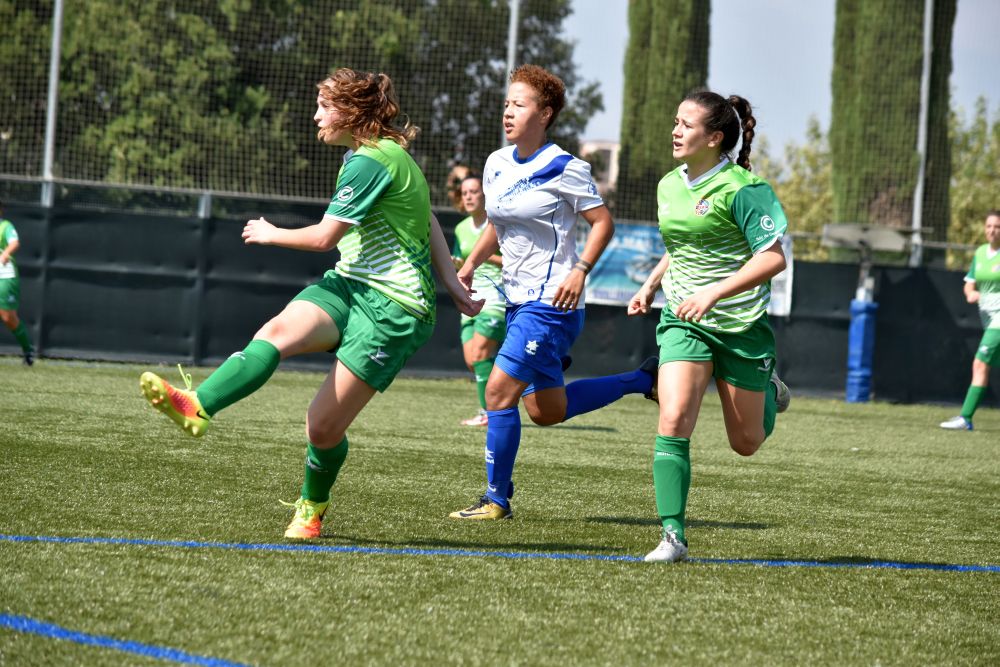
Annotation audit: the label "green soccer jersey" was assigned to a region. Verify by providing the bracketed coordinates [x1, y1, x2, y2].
[656, 160, 788, 333]
[0, 220, 19, 280]
[966, 244, 1000, 329]
[452, 216, 505, 313]
[325, 139, 435, 322]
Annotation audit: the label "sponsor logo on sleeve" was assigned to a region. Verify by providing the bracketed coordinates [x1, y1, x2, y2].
[760, 215, 775, 231]
[337, 186, 354, 201]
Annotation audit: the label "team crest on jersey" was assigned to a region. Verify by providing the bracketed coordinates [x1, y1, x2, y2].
[525, 340, 539, 355]
[694, 199, 710, 216]
[760, 215, 775, 231]
[337, 186, 354, 201]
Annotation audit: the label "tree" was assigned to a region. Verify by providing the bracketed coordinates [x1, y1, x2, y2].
[755, 120, 834, 262]
[7, 0, 602, 205]
[948, 98, 1000, 268]
[615, 0, 709, 222]
[0, 1, 52, 177]
[830, 0, 955, 251]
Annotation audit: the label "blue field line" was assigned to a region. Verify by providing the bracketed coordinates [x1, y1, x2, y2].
[0, 613, 249, 666]
[2, 533, 998, 573]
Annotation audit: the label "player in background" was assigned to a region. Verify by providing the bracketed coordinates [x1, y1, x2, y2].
[940, 210, 1000, 431]
[0, 201, 35, 366]
[139, 68, 482, 539]
[628, 90, 791, 563]
[445, 163, 471, 213]
[451, 172, 506, 426]
[450, 64, 657, 521]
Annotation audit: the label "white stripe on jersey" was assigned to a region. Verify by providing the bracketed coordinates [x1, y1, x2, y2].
[483, 143, 603, 305]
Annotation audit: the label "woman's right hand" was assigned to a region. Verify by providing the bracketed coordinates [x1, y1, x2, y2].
[456, 262, 475, 292]
[627, 285, 655, 316]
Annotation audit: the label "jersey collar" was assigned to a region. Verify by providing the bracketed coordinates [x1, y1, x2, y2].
[512, 142, 554, 164]
[681, 157, 729, 188]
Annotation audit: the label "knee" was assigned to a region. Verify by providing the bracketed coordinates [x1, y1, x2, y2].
[0, 311, 15, 328]
[972, 359, 991, 385]
[728, 429, 764, 457]
[305, 416, 346, 448]
[657, 412, 695, 439]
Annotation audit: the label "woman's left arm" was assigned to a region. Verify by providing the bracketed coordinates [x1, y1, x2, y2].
[429, 213, 484, 317]
[676, 242, 786, 323]
[550, 204, 614, 312]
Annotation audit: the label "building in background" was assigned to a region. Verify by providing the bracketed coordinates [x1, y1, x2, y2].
[579, 140, 620, 198]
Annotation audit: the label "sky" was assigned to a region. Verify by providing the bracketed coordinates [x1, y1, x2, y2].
[564, 0, 1000, 151]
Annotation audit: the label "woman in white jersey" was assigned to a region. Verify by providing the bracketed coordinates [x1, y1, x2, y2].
[451, 172, 506, 426]
[450, 64, 657, 520]
[139, 68, 481, 539]
[628, 90, 791, 563]
[939, 210, 1000, 431]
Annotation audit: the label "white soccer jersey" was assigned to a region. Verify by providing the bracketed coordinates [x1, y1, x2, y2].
[483, 143, 603, 306]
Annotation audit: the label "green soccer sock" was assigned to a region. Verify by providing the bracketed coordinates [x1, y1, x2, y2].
[961, 385, 987, 420]
[763, 380, 778, 438]
[300, 438, 349, 503]
[195, 339, 280, 416]
[472, 358, 495, 411]
[11, 322, 33, 353]
[653, 435, 691, 543]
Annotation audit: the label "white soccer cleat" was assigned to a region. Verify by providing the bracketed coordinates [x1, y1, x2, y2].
[939, 415, 973, 431]
[643, 527, 689, 563]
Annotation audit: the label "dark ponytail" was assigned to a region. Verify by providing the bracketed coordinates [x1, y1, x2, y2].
[683, 90, 757, 170]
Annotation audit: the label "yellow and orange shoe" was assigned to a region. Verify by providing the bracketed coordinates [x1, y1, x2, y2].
[281, 498, 330, 539]
[139, 365, 211, 437]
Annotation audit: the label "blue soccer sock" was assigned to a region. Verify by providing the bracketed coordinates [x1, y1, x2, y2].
[484, 407, 521, 508]
[563, 367, 654, 421]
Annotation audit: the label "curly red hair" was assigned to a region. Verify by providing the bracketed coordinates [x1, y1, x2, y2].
[510, 64, 566, 129]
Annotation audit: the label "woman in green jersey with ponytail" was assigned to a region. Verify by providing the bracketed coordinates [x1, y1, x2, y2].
[139, 68, 481, 540]
[940, 210, 1000, 431]
[628, 90, 791, 563]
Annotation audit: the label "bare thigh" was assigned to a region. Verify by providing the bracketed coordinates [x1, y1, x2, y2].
[305, 360, 378, 447]
[254, 300, 341, 359]
[657, 361, 714, 438]
[716, 379, 766, 456]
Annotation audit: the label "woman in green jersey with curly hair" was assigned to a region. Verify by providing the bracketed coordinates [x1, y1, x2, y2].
[139, 68, 482, 540]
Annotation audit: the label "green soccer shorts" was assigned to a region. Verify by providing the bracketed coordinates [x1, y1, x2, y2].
[293, 273, 433, 392]
[655, 308, 776, 392]
[460, 308, 507, 345]
[975, 328, 1000, 366]
[0, 277, 19, 311]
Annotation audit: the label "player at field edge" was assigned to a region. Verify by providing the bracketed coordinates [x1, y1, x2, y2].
[451, 172, 506, 426]
[139, 68, 482, 539]
[939, 210, 1000, 431]
[449, 64, 657, 521]
[0, 200, 35, 366]
[627, 90, 791, 563]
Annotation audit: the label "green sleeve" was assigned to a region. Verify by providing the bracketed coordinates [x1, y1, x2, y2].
[451, 234, 461, 257]
[325, 154, 393, 223]
[965, 254, 976, 281]
[730, 183, 788, 253]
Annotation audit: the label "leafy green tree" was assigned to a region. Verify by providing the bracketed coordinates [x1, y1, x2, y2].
[13, 0, 600, 204]
[0, 1, 52, 176]
[616, 0, 709, 221]
[755, 120, 834, 261]
[948, 98, 1000, 268]
[830, 0, 955, 250]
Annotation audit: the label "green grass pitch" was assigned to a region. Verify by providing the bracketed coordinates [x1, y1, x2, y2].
[1, 359, 998, 665]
